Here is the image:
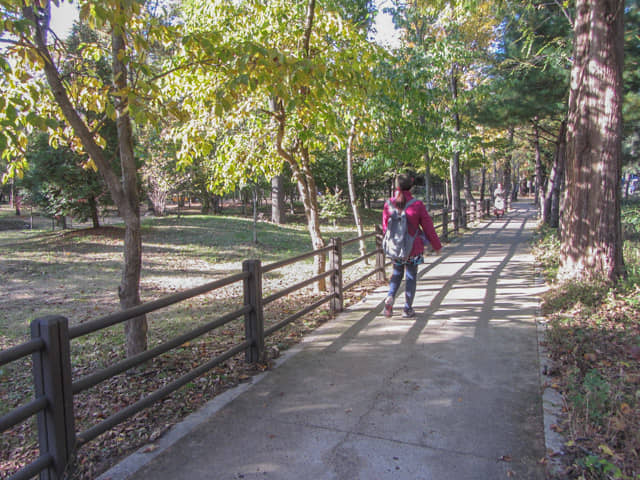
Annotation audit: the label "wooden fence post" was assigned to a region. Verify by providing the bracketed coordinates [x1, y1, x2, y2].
[242, 260, 264, 363]
[442, 208, 449, 242]
[375, 225, 386, 281]
[461, 201, 468, 229]
[31, 315, 76, 480]
[329, 237, 343, 315]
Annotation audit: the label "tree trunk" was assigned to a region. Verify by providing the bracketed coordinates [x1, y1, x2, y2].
[463, 169, 475, 223]
[89, 196, 100, 228]
[559, 0, 625, 283]
[492, 155, 497, 196]
[286, 155, 326, 290]
[449, 66, 462, 232]
[550, 159, 565, 230]
[424, 150, 432, 208]
[273, 106, 326, 290]
[289, 191, 296, 214]
[532, 117, 543, 213]
[271, 175, 285, 224]
[445, 179, 451, 209]
[269, 0, 326, 290]
[9, 178, 14, 208]
[252, 184, 259, 244]
[112, 27, 147, 357]
[503, 127, 514, 210]
[543, 119, 567, 228]
[512, 161, 520, 202]
[346, 118, 367, 261]
[298, 147, 326, 291]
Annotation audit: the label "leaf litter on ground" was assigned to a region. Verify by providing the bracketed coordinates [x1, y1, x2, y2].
[0, 210, 384, 479]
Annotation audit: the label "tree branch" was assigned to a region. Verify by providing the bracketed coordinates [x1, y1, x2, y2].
[302, 0, 316, 59]
[21, 4, 127, 208]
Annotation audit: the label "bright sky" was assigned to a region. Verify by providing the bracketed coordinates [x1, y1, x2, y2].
[372, 1, 401, 50]
[50, 1, 400, 48]
[50, 1, 79, 39]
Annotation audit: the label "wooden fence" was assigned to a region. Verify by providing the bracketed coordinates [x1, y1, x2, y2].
[0, 199, 492, 480]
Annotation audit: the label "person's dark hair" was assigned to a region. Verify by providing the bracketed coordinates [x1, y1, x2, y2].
[394, 173, 414, 210]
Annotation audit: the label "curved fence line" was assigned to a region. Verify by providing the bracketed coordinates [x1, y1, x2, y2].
[0, 199, 491, 480]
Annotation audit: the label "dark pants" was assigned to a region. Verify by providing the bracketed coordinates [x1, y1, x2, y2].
[387, 262, 418, 311]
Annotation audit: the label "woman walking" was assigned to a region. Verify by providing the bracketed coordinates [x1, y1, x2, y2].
[382, 174, 442, 317]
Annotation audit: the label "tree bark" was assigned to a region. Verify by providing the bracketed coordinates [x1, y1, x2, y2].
[252, 184, 259, 244]
[271, 175, 285, 224]
[560, 0, 625, 283]
[112, 25, 147, 357]
[503, 127, 514, 210]
[463, 169, 475, 225]
[89, 196, 101, 228]
[346, 118, 367, 261]
[273, 102, 326, 291]
[424, 153, 431, 208]
[543, 119, 567, 228]
[449, 65, 462, 232]
[532, 117, 543, 213]
[299, 146, 326, 291]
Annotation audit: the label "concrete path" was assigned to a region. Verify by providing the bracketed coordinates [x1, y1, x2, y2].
[101, 201, 548, 480]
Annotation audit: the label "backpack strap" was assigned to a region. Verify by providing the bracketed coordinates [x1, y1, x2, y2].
[386, 197, 418, 213]
[404, 198, 418, 210]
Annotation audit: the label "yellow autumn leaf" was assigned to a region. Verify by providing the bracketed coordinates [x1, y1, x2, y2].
[599, 444, 615, 457]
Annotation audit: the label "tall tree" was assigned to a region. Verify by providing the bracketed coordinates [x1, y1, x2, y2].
[1, 1, 179, 356]
[173, 0, 380, 289]
[391, 1, 499, 229]
[559, 0, 625, 282]
[473, 2, 572, 216]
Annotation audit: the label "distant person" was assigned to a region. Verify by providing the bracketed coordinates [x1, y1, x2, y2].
[382, 173, 442, 318]
[493, 183, 505, 218]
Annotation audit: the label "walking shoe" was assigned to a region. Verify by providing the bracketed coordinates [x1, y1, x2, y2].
[402, 308, 416, 318]
[384, 297, 393, 317]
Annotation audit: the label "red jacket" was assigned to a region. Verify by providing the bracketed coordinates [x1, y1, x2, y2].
[382, 190, 442, 257]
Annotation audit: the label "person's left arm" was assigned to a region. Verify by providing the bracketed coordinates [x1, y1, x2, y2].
[382, 201, 390, 233]
[419, 206, 442, 252]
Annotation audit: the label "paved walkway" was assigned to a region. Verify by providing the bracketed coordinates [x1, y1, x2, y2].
[101, 201, 548, 480]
